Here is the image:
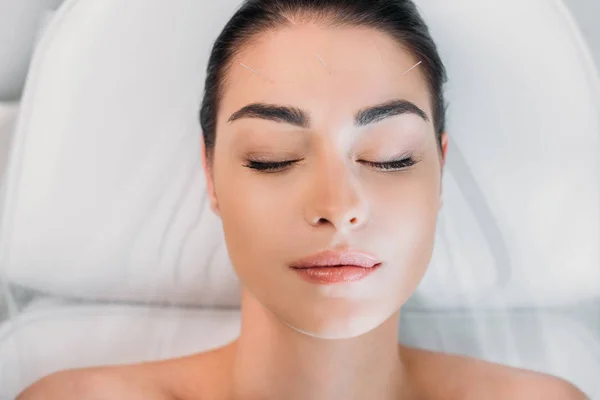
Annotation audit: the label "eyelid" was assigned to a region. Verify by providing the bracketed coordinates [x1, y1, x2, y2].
[242, 151, 302, 162]
[362, 157, 416, 167]
[357, 152, 421, 171]
[357, 150, 416, 163]
[242, 151, 420, 173]
[371, 151, 415, 162]
[243, 158, 302, 173]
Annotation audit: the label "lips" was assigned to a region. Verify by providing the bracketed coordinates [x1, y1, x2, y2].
[289, 250, 381, 270]
[289, 250, 382, 284]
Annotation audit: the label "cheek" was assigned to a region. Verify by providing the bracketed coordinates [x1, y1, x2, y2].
[369, 165, 441, 267]
[377, 174, 439, 229]
[213, 164, 300, 279]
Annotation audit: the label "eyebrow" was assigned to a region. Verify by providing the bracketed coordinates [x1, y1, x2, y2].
[227, 99, 429, 128]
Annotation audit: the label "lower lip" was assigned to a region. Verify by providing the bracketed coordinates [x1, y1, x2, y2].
[291, 264, 381, 285]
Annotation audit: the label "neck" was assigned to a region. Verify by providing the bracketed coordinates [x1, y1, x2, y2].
[226, 289, 413, 400]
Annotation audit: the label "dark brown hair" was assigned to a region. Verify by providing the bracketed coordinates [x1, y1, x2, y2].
[199, 0, 448, 163]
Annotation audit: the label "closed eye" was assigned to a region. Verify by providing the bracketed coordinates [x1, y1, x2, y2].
[359, 156, 418, 171]
[244, 160, 300, 173]
[244, 156, 419, 173]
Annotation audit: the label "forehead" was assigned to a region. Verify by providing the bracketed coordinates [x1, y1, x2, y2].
[220, 24, 432, 129]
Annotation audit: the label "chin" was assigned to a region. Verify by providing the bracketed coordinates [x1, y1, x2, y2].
[277, 302, 398, 340]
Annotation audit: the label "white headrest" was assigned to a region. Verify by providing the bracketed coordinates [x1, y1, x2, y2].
[0, 0, 598, 308]
[0, 0, 63, 100]
[0, 102, 19, 181]
[411, 0, 600, 308]
[0, 0, 243, 307]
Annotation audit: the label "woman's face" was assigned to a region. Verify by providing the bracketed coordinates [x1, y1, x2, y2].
[203, 23, 447, 339]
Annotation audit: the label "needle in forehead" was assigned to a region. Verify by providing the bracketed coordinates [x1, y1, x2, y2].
[401, 60, 422, 75]
[239, 57, 421, 82]
[316, 54, 327, 69]
[240, 63, 265, 78]
[239, 62, 275, 84]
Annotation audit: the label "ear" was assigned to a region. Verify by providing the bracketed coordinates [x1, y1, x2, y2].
[440, 131, 449, 168]
[439, 131, 449, 210]
[200, 134, 220, 216]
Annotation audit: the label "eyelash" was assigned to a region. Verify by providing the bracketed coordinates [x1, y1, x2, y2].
[245, 160, 299, 173]
[360, 157, 418, 171]
[244, 156, 418, 173]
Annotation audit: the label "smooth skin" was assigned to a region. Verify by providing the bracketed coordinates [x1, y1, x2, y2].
[17, 20, 588, 400]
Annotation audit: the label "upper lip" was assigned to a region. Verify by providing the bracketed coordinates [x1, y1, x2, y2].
[290, 250, 381, 269]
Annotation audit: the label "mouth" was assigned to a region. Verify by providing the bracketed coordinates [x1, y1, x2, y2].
[289, 250, 382, 284]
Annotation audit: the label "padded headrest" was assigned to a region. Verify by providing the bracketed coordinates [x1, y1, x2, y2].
[0, 0, 63, 100]
[0, 102, 19, 181]
[0, 0, 598, 308]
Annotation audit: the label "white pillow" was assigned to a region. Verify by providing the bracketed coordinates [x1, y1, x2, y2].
[0, 300, 242, 399]
[0, 102, 19, 182]
[0, 0, 598, 308]
[0, 0, 64, 100]
[409, 0, 600, 308]
[0, 0, 243, 307]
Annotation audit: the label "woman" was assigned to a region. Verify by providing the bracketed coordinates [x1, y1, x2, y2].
[18, 0, 588, 399]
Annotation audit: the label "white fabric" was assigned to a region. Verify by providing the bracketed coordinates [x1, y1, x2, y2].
[0, 0, 243, 308]
[0, 0, 598, 309]
[0, 102, 19, 183]
[0, 300, 598, 399]
[0, 301, 242, 399]
[412, 0, 600, 308]
[0, 0, 63, 100]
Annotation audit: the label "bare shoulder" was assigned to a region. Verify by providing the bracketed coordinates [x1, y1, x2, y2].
[15, 365, 172, 400]
[399, 344, 588, 400]
[503, 370, 589, 399]
[16, 345, 233, 400]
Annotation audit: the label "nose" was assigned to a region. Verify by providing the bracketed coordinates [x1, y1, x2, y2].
[303, 158, 369, 232]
